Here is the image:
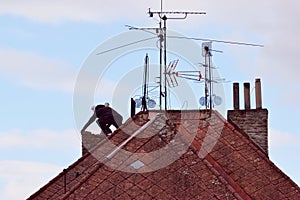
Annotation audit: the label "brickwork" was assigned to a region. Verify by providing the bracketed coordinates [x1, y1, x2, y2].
[81, 131, 105, 156]
[28, 110, 300, 200]
[227, 109, 268, 155]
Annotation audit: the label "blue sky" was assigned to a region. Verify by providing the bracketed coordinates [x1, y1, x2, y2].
[0, 1, 300, 199]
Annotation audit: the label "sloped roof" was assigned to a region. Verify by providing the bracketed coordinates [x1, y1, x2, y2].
[27, 110, 300, 200]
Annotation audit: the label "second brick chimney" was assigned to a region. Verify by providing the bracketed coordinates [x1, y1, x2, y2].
[227, 79, 269, 156]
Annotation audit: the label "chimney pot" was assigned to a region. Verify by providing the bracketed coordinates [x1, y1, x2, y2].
[255, 78, 262, 109]
[233, 83, 240, 110]
[244, 82, 251, 110]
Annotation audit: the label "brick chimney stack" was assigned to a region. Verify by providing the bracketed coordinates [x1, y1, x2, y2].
[227, 78, 269, 156]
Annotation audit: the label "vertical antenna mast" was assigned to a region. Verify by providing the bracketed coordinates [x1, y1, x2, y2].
[203, 44, 213, 111]
[208, 49, 212, 111]
[142, 54, 149, 111]
[204, 47, 208, 110]
[159, 0, 163, 110]
[148, 9, 206, 110]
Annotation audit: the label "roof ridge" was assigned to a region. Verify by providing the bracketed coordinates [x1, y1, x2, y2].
[226, 115, 268, 156]
[62, 110, 216, 198]
[28, 115, 143, 199]
[204, 154, 252, 200]
[59, 112, 152, 199]
[211, 110, 300, 191]
[177, 117, 252, 199]
[213, 109, 270, 159]
[106, 113, 164, 159]
[86, 111, 149, 154]
[29, 109, 300, 199]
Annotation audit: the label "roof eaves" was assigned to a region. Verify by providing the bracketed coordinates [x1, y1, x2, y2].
[27, 150, 93, 199]
[58, 112, 152, 199]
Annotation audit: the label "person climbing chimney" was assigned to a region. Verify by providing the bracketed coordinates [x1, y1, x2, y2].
[81, 103, 123, 136]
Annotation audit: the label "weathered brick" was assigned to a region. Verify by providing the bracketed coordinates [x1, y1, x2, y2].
[227, 109, 268, 155]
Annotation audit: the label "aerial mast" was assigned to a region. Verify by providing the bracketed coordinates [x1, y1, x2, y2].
[148, 9, 206, 110]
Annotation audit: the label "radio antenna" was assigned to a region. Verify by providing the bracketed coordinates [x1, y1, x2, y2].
[148, 8, 206, 110]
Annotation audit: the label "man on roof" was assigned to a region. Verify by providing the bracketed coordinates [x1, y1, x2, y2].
[81, 103, 123, 136]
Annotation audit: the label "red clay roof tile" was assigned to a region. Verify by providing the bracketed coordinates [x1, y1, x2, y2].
[28, 110, 300, 200]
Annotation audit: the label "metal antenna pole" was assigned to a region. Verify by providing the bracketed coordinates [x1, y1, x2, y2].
[163, 16, 167, 110]
[159, 0, 163, 109]
[159, 22, 163, 110]
[204, 46, 212, 111]
[126, 24, 164, 109]
[142, 54, 149, 111]
[148, 9, 206, 111]
[204, 51, 208, 110]
[208, 50, 212, 111]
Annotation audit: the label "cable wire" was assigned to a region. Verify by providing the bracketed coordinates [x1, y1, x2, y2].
[96, 34, 263, 56]
[168, 36, 264, 47]
[96, 36, 158, 55]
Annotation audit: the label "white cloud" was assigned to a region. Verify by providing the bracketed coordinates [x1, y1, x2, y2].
[269, 128, 300, 147]
[0, 0, 158, 24]
[1, 1, 299, 86]
[0, 128, 80, 149]
[0, 129, 81, 199]
[0, 48, 77, 92]
[269, 129, 300, 186]
[0, 160, 63, 200]
[165, 1, 300, 85]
